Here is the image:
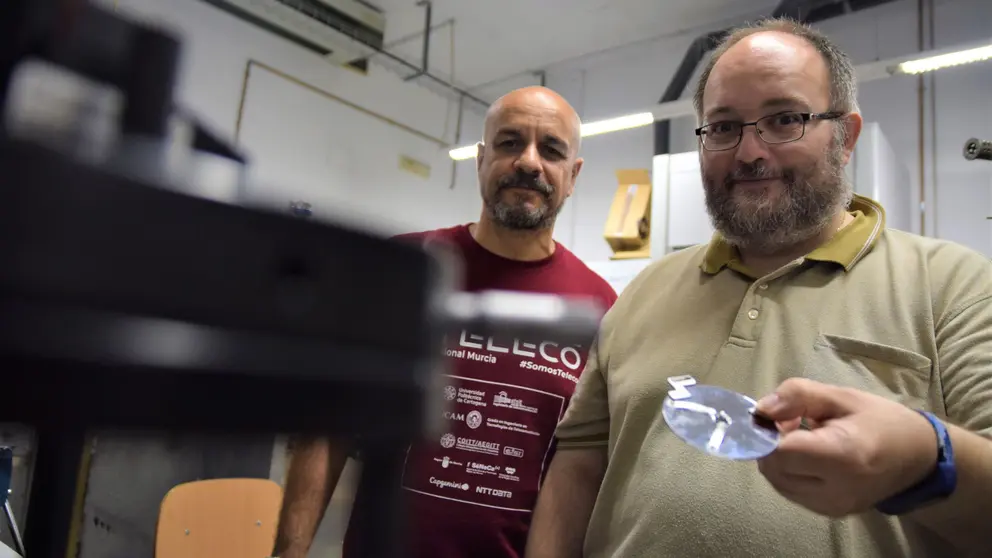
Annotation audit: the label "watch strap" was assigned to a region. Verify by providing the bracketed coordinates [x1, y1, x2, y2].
[875, 410, 957, 515]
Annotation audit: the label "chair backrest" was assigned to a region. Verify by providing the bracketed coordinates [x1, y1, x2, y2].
[155, 478, 283, 558]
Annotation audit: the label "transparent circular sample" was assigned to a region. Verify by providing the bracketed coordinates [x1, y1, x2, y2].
[662, 384, 780, 460]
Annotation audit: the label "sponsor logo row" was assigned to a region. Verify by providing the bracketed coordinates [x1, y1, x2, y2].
[440, 433, 524, 458]
[433, 456, 521, 482]
[445, 387, 540, 415]
[428, 476, 513, 499]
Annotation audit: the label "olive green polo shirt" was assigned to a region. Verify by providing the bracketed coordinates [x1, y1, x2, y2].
[556, 195, 992, 558]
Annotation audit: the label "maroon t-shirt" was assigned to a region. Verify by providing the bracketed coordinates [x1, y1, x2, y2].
[342, 224, 617, 558]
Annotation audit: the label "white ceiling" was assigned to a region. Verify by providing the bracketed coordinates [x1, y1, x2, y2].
[373, 0, 781, 92]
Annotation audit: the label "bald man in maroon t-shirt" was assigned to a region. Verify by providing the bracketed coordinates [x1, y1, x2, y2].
[273, 86, 617, 558]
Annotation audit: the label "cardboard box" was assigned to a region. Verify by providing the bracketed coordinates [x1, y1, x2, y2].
[603, 169, 651, 260]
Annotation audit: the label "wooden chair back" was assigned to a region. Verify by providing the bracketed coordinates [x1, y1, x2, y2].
[155, 478, 282, 558]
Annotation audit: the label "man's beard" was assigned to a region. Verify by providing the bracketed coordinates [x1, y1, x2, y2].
[702, 137, 853, 254]
[483, 172, 562, 231]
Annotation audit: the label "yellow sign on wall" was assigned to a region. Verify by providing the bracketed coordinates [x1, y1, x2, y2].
[399, 155, 431, 179]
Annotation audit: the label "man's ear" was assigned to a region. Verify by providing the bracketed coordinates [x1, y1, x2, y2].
[567, 157, 584, 197]
[841, 113, 863, 163]
[475, 142, 485, 172]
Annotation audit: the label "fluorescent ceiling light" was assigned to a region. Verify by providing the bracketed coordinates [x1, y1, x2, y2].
[894, 43, 992, 75]
[448, 112, 655, 161]
[580, 112, 655, 137]
[448, 144, 479, 161]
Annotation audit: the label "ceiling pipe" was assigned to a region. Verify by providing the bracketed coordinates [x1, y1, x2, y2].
[323, 2, 489, 112]
[404, 0, 432, 82]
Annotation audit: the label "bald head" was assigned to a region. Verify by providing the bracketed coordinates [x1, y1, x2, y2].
[484, 86, 582, 155]
[475, 86, 585, 233]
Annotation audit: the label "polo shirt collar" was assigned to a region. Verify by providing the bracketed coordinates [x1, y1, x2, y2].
[700, 194, 886, 275]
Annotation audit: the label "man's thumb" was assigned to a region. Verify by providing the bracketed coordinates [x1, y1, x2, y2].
[755, 377, 853, 421]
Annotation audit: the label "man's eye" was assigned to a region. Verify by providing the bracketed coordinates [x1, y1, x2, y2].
[710, 123, 737, 135]
[775, 113, 801, 125]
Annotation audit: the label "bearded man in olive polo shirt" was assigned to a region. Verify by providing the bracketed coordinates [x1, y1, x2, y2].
[525, 17, 992, 558]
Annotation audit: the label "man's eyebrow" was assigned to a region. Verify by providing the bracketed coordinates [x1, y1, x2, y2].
[706, 106, 735, 119]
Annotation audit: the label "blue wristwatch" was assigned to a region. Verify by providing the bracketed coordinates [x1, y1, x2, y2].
[875, 410, 957, 515]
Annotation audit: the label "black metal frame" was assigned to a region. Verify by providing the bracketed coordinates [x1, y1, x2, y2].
[0, 134, 442, 558]
[0, 2, 443, 557]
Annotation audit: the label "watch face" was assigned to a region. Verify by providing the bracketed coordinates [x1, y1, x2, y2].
[662, 384, 781, 460]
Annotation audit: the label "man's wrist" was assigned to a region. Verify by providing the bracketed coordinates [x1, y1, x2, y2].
[875, 410, 957, 515]
[905, 409, 942, 489]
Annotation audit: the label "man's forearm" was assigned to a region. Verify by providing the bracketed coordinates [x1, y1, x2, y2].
[273, 436, 349, 557]
[906, 424, 992, 554]
[525, 447, 607, 558]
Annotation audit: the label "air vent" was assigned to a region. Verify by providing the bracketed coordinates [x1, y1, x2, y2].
[199, 0, 385, 73]
[275, 0, 383, 49]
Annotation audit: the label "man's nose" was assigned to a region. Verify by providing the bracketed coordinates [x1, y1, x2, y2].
[735, 126, 771, 164]
[514, 143, 542, 175]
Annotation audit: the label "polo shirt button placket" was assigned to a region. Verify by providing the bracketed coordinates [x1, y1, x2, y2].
[746, 280, 770, 327]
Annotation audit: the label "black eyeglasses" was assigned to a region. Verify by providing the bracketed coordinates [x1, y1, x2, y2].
[694, 111, 846, 151]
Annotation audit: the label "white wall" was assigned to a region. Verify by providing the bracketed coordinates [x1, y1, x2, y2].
[854, 123, 915, 233]
[533, 0, 992, 258]
[236, 60, 480, 234]
[925, 0, 992, 255]
[107, 0, 491, 237]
